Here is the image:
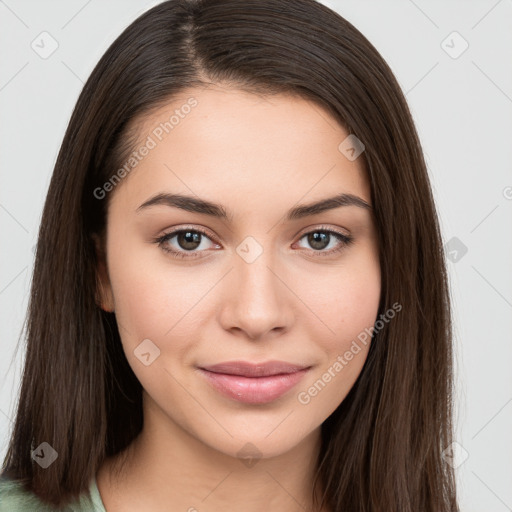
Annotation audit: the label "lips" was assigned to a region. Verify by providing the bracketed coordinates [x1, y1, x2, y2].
[201, 360, 309, 377]
[198, 360, 311, 404]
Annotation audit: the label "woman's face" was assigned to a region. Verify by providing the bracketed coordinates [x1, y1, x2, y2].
[98, 85, 381, 459]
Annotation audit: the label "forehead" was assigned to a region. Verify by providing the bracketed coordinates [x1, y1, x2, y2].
[108, 85, 371, 213]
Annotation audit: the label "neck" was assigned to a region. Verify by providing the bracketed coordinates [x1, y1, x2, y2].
[97, 394, 329, 512]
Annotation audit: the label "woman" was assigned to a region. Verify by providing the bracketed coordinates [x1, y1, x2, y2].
[0, 0, 458, 510]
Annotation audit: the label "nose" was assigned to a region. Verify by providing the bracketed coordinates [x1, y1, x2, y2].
[218, 242, 294, 341]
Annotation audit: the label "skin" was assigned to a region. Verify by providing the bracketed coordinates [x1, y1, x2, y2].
[95, 84, 381, 512]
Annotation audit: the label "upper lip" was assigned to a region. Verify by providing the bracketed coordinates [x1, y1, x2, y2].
[199, 360, 310, 377]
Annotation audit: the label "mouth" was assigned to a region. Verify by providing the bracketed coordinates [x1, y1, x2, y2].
[197, 360, 312, 404]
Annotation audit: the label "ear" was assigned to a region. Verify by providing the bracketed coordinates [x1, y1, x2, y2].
[91, 233, 115, 313]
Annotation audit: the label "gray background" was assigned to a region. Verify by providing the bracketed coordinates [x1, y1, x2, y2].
[1, 1, 511, 509]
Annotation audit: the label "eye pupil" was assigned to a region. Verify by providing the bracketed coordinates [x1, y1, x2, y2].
[308, 232, 329, 250]
[178, 231, 202, 250]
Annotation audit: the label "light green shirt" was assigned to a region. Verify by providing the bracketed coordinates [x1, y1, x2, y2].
[0, 474, 107, 511]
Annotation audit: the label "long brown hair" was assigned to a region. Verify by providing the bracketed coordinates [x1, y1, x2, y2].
[1, 0, 458, 510]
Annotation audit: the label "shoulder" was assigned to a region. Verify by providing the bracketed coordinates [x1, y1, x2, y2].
[0, 475, 104, 512]
[0, 476, 55, 511]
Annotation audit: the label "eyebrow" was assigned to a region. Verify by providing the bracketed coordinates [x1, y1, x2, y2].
[136, 192, 372, 221]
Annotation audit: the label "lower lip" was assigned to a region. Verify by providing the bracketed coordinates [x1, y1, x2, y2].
[199, 368, 310, 404]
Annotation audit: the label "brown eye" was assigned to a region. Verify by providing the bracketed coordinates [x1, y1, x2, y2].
[295, 228, 354, 257]
[307, 232, 330, 250]
[156, 227, 219, 259]
[175, 231, 202, 251]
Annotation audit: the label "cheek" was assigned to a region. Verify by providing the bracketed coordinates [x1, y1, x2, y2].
[107, 230, 209, 333]
[299, 251, 381, 352]
[337, 269, 381, 342]
[106, 250, 207, 403]
[294, 252, 380, 411]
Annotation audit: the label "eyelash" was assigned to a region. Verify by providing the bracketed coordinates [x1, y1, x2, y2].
[154, 225, 354, 260]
